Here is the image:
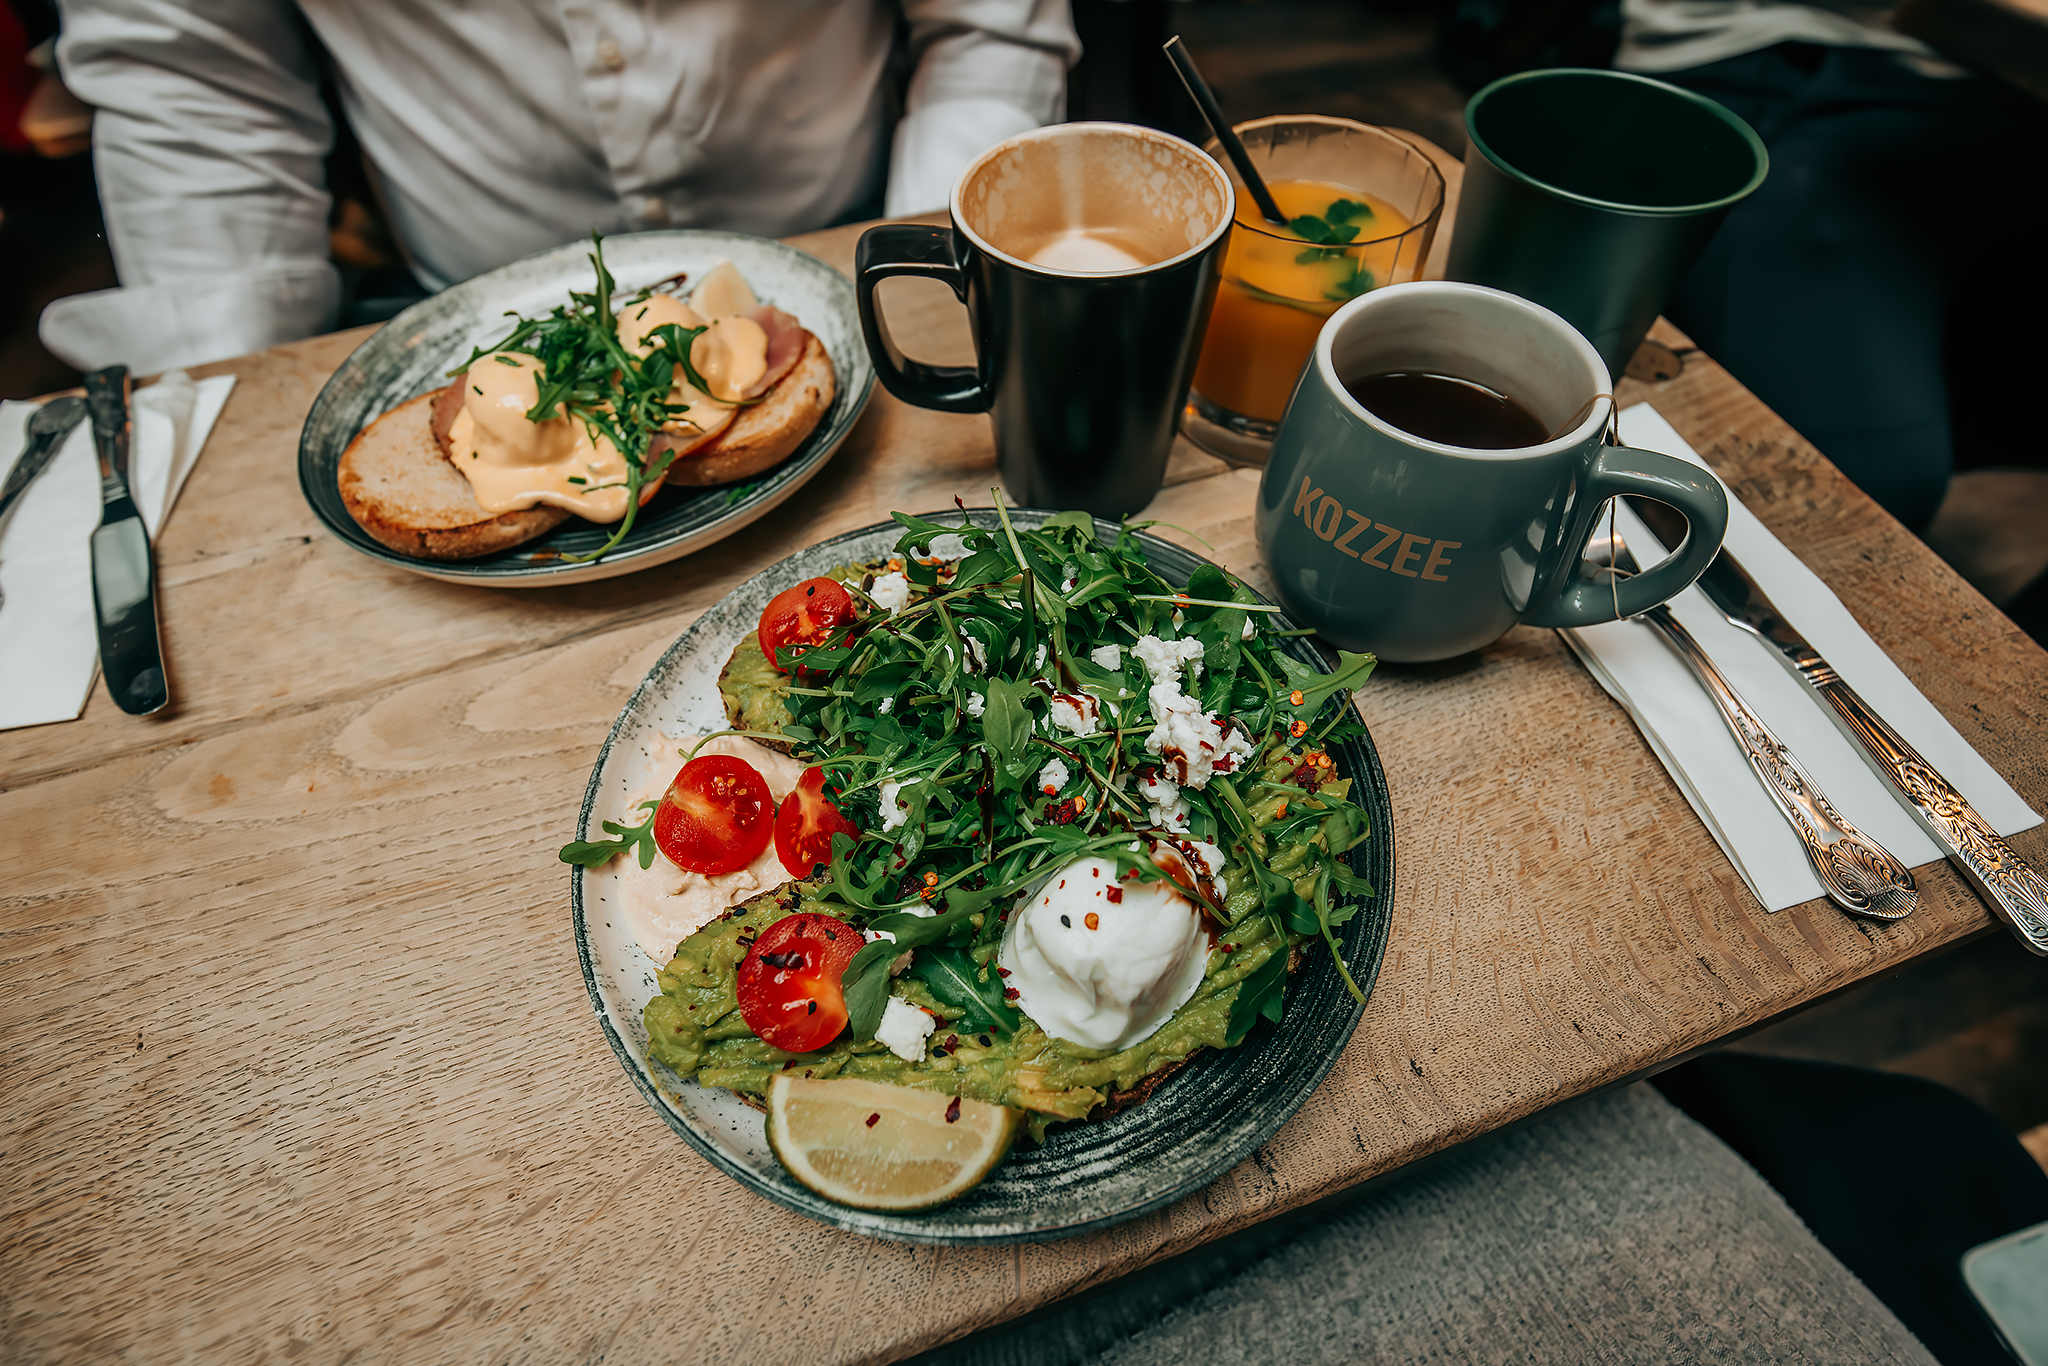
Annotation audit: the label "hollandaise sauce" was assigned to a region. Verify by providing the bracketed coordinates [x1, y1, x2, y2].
[444, 251, 772, 526]
[1191, 178, 1416, 424]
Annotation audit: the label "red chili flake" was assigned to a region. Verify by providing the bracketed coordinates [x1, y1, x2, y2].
[945, 1096, 962, 1124]
[1220, 942, 1239, 953]
[1059, 879, 1067, 889]
[1090, 866, 1100, 877]
[1003, 987, 1020, 1000]
[995, 966, 1011, 978]
[1105, 887, 1123, 904]
[866, 1112, 881, 1128]
[946, 1035, 959, 1050]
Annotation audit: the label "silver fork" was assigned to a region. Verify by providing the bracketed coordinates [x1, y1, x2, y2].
[1590, 531, 1918, 920]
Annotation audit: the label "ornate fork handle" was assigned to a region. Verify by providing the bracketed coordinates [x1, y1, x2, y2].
[1799, 657, 2048, 954]
[1645, 605, 1917, 919]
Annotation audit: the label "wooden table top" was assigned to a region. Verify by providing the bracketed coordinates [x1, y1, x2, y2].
[7, 140, 2047, 1365]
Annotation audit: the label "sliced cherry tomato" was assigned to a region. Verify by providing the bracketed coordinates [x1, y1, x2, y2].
[774, 766, 863, 878]
[758, 577, 857, 673]
[736, 912, 863, 1052]
[652, 753, 775, 875]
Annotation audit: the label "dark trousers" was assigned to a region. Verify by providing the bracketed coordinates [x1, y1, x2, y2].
[1658, 44, 2048, 531]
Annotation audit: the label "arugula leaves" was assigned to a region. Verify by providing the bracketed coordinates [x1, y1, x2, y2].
[457, 233, 690, 564]
[558, 800, 660, 868]
[907, 947, 1023, 1038]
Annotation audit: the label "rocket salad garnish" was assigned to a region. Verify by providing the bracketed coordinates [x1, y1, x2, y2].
[716, 496, 1380, 1043]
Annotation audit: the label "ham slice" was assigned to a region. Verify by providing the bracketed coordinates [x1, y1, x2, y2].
[742, 305, 813, 399]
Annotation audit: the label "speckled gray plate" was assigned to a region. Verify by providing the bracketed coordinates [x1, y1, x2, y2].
[298, 231, 873, 586]
[572, 512, 1394, 1244]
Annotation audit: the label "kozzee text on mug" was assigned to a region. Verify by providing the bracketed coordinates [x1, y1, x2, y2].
[1291, 476, 1458, 582]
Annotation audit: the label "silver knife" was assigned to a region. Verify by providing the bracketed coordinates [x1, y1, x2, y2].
[1635, 499, 2048, 954]
[0, 397, 87, 527]
[85, 366, 170, 716]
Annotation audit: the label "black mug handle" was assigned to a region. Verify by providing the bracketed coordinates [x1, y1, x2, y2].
[854, 224, 991, 414]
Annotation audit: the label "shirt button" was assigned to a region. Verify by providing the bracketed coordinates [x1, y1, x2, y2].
[596, 38, 625, 72]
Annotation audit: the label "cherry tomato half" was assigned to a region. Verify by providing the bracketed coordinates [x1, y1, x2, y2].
[757, 577, 857, 673]
[653, 753, 775, 875]
[736, 912, 863, 1053]
[774, 766, 863, 878]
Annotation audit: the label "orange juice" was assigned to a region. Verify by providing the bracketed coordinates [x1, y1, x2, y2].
[1191, 179, 1415, 423]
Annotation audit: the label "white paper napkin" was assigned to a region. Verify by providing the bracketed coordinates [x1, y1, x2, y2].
[1562, 403, 2042, 911]
[0, 372, 236, 730]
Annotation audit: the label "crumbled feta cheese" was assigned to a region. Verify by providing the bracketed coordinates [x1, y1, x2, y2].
[961, 635, 988, 672]
[865, 928, 916, 974]
[924, 533, 969, 562]
[1241, 615, 1257, 640]
[878, 696, 894, 714]
[879, 779, 909, 832]
[868, 571, 912, 613]
[1133, 633, 1205, 682]
[1033, 643, 1048, 671]
[1139, 772, 1191, 832]
[874, 996, 937, 1061]
[1048, 691, 1100, 738]
[1036, 757, 1070, 796]
[1141, 665, 1254, 789]
[1186, 839, 1228, 880]
[1061, 563, 1080, 593]
[1090, 643, 1123, 671]
[965, 689, 986, 719]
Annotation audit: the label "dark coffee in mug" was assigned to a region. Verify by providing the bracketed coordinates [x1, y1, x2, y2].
[1341, 371, 1548, 450]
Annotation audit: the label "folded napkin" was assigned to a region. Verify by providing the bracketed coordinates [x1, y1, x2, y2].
[0, 372, 236, 730]
[1563, 404, 2042, 912]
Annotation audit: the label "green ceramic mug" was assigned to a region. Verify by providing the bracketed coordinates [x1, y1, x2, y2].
[1254, 281, 1728, 662]
[1445, 68, 1768, 381]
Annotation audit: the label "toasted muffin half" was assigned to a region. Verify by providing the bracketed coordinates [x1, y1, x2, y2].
[337, 390, 574, 561]
[663, 334, 836, 488]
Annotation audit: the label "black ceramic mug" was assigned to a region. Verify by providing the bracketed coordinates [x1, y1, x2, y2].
[855, 122, 1234, 515]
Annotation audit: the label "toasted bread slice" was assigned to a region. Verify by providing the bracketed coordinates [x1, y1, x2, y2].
[664, 334, 836, 488]
[718, 631, 799, 755]
[338, 391, 573, 560]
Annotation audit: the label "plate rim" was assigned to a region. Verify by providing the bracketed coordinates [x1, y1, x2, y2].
[296, 228, 876, 587]
[570, 511, 1395, 1244]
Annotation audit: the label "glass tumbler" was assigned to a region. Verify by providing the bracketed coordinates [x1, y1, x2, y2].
[1183, 116, 1445, 465]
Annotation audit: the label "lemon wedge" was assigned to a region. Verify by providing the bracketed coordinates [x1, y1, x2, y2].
[766, 1075, 1021, 1211]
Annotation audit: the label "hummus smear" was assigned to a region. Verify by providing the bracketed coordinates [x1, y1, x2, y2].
[602, 733, 809, 963]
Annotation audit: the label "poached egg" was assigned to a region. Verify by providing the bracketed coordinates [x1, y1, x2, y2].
[998, 855, 1210, 1052]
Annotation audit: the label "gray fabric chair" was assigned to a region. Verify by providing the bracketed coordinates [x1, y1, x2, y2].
[920, 1083, 1935, 1365]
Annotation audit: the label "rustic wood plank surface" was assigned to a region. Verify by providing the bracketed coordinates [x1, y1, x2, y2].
[6, 151, 2047, 1365]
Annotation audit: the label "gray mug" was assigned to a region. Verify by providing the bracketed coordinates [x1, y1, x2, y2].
[1254, 281, 1728, 662]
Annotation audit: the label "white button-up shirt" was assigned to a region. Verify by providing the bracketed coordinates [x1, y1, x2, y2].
[43, 0, 1077, 373]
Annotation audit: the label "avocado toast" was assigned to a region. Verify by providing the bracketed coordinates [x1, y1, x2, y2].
[610, 503, 1382, 1146]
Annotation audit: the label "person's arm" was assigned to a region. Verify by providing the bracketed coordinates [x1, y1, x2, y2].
[40, 0, 340, 374]
[885, 0, 1081, 216]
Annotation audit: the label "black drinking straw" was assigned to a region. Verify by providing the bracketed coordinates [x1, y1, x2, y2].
[1162, 36, 1289, 227]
